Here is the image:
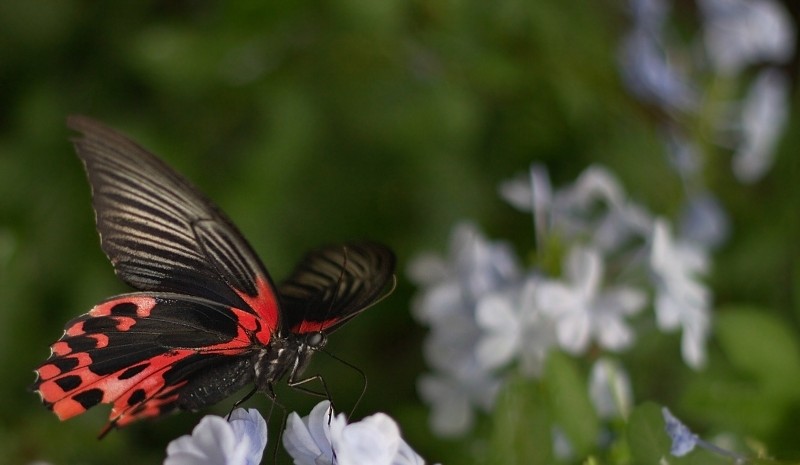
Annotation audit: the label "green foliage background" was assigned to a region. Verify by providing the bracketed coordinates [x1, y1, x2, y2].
[1, 1, 799, 464]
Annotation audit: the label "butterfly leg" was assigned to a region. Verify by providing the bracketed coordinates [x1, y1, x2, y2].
[227, 385, 258, 420]
[287, 373, 337, 423]
[261, 382, 295, 465]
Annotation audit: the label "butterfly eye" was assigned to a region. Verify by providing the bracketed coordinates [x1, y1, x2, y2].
[306, 331, 326, 348]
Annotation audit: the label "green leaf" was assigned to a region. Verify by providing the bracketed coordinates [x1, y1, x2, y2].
[627, 402, 670, 464]
[716, 307, 800, 399]
[488, 376, 553, 465]
[545, 352, 600, 457]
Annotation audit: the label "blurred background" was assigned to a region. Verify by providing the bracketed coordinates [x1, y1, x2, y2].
[1, 1, 799, 464]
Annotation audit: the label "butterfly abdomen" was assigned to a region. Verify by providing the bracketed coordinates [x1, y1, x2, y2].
[176, 356, 254, 411]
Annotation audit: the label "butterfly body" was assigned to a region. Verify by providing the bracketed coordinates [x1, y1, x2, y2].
[32, 116, 395, 435]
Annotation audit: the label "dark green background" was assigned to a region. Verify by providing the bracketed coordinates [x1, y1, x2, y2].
[2, 1, 799, 464]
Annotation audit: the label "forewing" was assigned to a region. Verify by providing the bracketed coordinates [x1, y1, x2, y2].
[32, 294, 270, 433]
[278, 242, 396, 334]
[67, 115, 279, 328]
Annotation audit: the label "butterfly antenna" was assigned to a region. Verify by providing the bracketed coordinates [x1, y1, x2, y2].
[320, 347, 368, 420]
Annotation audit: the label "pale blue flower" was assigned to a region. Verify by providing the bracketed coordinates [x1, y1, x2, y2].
[619, 26, 696, 111]
[501, 165, 653, 254]
[662, 407, 697, 456]
[409, 222, 520, 321]
[663, 407, 749, 460]
[649, 219, 711, 369]
[732, 68, 790, 183]
[536, 246, 646, 355]
[408, 222, 518, 436]
[283, 401, 428, 465]
[498, 163, 551, 249]
[663, 128, 701, 178]
[589, 358, 633, 420]
[475, 275, 558, 377]
[551, 426, 575, 461]
[699, 0, 795, 75]
[628, 0, 669, 31]
[417, 362, 501, 437]
[164, 409, 267, 465]
[679, 192, 730, 249]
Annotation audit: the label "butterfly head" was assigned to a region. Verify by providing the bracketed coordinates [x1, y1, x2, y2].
[253, 330, 328, 391]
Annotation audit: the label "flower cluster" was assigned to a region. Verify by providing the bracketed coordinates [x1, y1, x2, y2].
[409, 0, 796, 441]
[410, 164, 713, 437]
[164, 404, 431, 465]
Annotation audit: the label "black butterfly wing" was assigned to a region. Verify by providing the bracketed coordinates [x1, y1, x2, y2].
[67, 115, 280, 329]
[278, 242, 396, 335]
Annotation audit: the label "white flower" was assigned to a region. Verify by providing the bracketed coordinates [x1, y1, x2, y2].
[536, 246, 646, 355]
[649, 219, 711, 369]
[589, 358, 633, 420]
[732, 68, 790, 183]
[164, 409, 267, 465]
[499, 164, 551, 249]
[475, 276, 558, 377]
[417, 363, 501, 437]
[500, 165, 653, 254]
[475, 288, 525, 370]
[409, 222, 520, 323]
[408, 222, 519, 437]
[699, 0, 795, 75]
[283, 401, 427, 465]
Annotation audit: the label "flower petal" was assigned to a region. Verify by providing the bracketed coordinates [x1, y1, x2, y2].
[165, 415, 242, 465]
[334, 413, 400, 465]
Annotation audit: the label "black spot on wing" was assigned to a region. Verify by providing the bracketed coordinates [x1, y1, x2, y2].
[128, 389, 146, 406]
[81, 316, 121, 333]
[73, 389, 104, 409]
[110, 302, 139, 316]
[54, 375, 82, 391]
[66, 335, 99, 352]
[51, 357, 80, 373]
[118, 364, 149, 380]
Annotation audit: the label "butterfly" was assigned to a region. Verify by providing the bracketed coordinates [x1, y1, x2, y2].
[31, 116, 396, 437]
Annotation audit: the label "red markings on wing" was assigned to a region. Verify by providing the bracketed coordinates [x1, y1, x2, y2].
[291, 318, 342, 334]
[36, 352, 92, 380]
[43, 350, 194, 421]
[235, 276, 279, 344]
[51, 341, 72, 356]
[89, 296, 157, 317]
[33, 296, 269, 432]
